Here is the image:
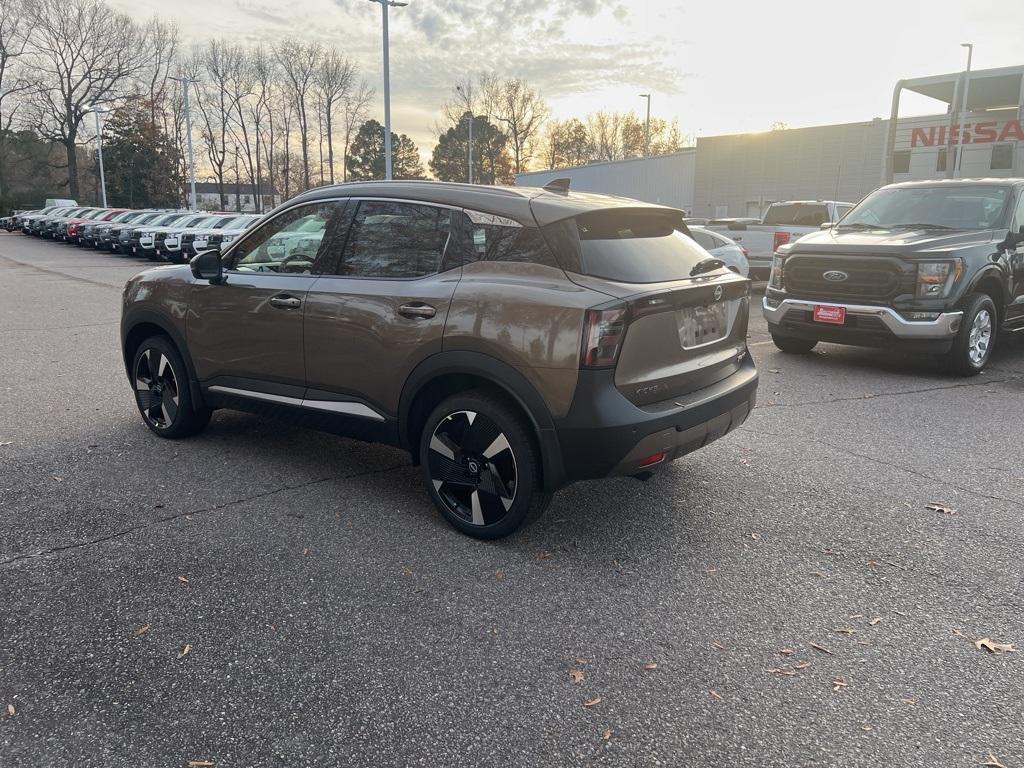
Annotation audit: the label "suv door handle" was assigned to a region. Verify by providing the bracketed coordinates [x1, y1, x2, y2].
[399, 303, 437, 319]
[270, 294, 302, 309]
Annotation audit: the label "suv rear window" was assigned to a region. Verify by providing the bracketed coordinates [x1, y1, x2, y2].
[763, 203, 830, 226]
[544, 210, 710, 283]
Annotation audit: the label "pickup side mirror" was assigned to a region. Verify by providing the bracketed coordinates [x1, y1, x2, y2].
[726, 222, 747, 231]
[190, 249, 224, 284]
[820, 222, 833, 230]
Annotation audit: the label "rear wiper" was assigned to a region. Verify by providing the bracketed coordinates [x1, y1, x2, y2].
[690, 257, 726, 276]
[889, 223, 954, 230]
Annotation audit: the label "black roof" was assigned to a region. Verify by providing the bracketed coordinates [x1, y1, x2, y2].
[289, 180, 679, 226]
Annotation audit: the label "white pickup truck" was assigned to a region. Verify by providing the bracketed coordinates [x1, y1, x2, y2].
[707, 200, 855, 278]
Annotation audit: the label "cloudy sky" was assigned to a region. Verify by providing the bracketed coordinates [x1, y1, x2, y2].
[110, 0, 1024, 165]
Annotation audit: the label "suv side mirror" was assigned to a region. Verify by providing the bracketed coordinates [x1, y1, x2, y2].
[190, 250, 224, 284]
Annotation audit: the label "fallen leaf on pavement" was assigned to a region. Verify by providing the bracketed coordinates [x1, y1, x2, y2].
[975, 638, 1016, 654]
[780, 647, 795, 656]
[810, 571, 828, 578]
[767, 368, 781, 374]
[602, 729, 612, 741]
[177, 644, 192, 659]
[832, 677, 848, 692]
[869, 617, 882, 626]
[982, 753, 1007, 768]
[866, 559, 881, 567]
[188, 762, 215, 767]
[177, 575, 189, 583]
[711, 642, 724, 650]
[134, 625, 150, 636]
[568, 670, 585, 684]
[709, 689, 723, 700]
[810, 642, 833, 655]
[575, 657, 590, 665]
[302, 548, 309, 557]
[536, 551, 552, 560]
[793, 661, 811, 670]
[850, 613, 864, 619]
[495, 570, 504, 580]
[767, 667, 796, 676]
[0, 441, 13, 447]
[583, 697, 602, 707]
[926, 502, 956, 515]
[6, 704, 14, 717]
[833, 627, 856, 635]
[901, 698, 916, 705]
[642, 662, 658, 671]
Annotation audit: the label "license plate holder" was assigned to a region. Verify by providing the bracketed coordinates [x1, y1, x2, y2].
[813, 305, 846, 324]
[678, 302, 729, 348]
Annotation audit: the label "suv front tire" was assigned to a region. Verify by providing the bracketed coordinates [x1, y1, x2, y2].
[419, 390, 550, 539]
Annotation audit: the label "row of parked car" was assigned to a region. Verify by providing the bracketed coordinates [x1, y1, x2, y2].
[2, 205, 263, 262]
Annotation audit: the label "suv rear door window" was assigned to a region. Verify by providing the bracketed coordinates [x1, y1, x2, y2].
[457, 210, 559, 268]
[544, 210, 712, 283]
[339, 200, 452, 278]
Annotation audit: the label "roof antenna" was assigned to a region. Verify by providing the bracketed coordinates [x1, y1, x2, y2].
[543, 178, 571, 195]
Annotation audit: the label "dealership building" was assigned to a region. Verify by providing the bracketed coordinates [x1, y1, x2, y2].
[516, 65, 1024, 218]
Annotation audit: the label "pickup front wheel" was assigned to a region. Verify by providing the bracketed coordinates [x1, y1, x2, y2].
[944, 292, 996, 376]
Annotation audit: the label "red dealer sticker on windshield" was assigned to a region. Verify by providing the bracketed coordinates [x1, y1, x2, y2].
[813, 305, 846, 324]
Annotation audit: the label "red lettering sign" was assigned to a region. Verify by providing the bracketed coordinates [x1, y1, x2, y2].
[910, 119, 1022, 146]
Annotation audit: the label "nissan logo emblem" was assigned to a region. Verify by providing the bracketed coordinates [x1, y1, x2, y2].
[713, 285, 723, 301]
[823, 270, 849, 282]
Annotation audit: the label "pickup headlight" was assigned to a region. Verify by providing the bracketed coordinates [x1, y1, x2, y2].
[916, 260, 962, 298]
[768, 254, 785, 290]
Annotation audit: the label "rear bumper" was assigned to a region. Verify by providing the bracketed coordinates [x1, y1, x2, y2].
[763, 296, 962, 352]
[553, 353, 758, 482]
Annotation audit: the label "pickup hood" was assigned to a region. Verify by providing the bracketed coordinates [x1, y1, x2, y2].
[791, 227, 1004, 257]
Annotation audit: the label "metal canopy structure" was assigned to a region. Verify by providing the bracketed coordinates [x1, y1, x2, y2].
[884, 65, 1024, 182]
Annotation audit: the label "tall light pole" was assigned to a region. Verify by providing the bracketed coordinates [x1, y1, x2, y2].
[368, 0, 407, 180]
[457, 83, 473, 183]
[639, 93, 651, 157]
[85, 104, 110, 207]
[170, 75, 198, 209]
[955, 42, 974, 177]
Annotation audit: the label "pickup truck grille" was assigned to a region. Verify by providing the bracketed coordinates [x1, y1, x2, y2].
[785, 256, 911, 301]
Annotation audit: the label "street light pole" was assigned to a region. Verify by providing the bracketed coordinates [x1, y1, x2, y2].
[87, 106, 108, 208]
[368, 0, 408, 181]
[955, 42, 974, 178]
[170, 76, 199, 209]
[639, 93, 651, 157]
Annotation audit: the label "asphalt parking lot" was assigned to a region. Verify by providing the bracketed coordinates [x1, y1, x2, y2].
[1, 235, 1023, 768]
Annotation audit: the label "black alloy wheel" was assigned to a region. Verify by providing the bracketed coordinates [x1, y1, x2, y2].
[131, 335, 211, 438]
[420, 391, 549, 539]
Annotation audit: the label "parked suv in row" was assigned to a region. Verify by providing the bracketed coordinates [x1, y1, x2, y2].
[121, 181, 758, 538]
[764, 179, 1024, 374]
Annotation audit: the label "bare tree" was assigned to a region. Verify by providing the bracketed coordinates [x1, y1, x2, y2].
[484, 77, 549, 173]
[275, 38, 321, 191]
[24, 0, 148, 198]
[249, 45, 276, 211]
[142, 17, 179, 129]
[314, 47, 355, 185]
[0, 0, 33, 200]
[340, 80, 372, 182]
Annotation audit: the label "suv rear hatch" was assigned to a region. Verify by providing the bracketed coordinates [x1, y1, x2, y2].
[539, 207, 751, 406]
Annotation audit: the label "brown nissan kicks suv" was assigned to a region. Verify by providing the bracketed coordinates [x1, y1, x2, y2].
[121, 181, 758, 538]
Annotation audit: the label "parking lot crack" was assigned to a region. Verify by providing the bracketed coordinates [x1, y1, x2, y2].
[759, 375, 1017, 409]
[0, 463, 407, 568]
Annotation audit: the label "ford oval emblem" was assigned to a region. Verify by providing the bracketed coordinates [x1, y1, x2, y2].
[823, 270, 849, 282]
[713, 285, 723, 301]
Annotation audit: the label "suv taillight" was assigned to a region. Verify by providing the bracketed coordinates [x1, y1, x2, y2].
[772, 231, 791, 251]
[581, 306, 628, 368]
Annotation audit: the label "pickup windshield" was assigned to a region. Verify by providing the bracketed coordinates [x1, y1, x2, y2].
[840, 185, 1012, 230]
[762, 203, 830, 227]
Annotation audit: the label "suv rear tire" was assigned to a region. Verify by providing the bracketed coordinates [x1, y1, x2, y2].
[419, 390, 550, 539]
[944, 292, 996, 376]
[770, 333, 818, 354]
[131, 335, 211, 438]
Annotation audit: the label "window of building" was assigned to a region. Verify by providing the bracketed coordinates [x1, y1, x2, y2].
[936, 149, 947, 173]
[892, 151, 911, 174]
[991, 144, 1014, 171]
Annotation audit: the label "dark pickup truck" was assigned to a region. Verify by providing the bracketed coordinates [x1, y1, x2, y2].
[763, 179, 1024, 375]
